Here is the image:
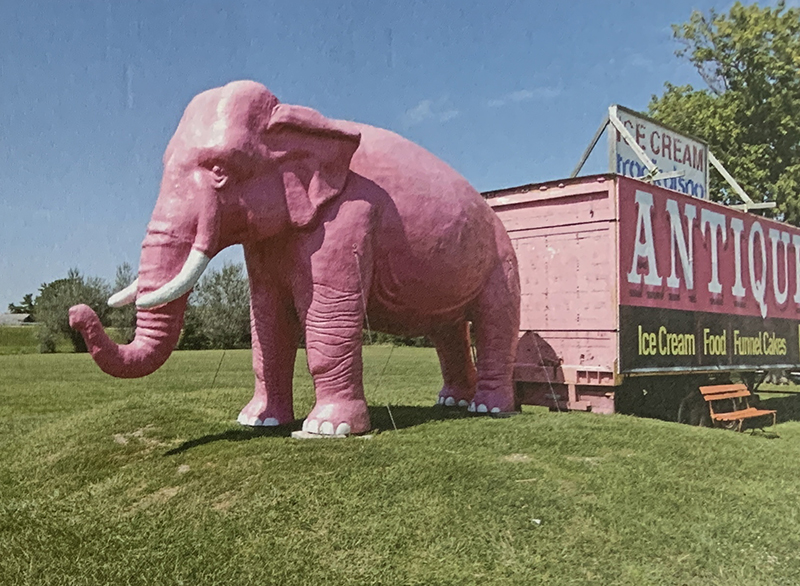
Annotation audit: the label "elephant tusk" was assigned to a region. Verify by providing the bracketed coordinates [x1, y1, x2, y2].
[108, 278, 139, 308]
[135, 249, 211, 309]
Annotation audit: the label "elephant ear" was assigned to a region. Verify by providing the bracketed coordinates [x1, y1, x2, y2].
[264, 103, 361, 228]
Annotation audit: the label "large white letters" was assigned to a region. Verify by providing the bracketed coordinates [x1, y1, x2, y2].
[627, 190, 663, 286]
[625, 189, 800, 317]
[700, 208, 726, 294]
[730, 218, 747, 298]
[769, 229, 790, 305]
[749, 222, 768, 318]
[793, 235, 800, 305]
[665, 199, 695, 290]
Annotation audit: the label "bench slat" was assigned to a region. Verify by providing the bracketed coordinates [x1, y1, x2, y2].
[699, 383, 749, 396]
[702, 389, 753, 401]
[711, 408, 776, 421]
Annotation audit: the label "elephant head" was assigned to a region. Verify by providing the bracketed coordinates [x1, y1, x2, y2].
[70, 80, 361, 378]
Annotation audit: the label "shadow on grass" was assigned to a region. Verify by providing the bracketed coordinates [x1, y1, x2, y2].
[759, 394, 800, 424]
[164, 404, 472, 456]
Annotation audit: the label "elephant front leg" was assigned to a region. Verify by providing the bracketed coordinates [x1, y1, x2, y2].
[238, 254, 299, 427]
[301, 284, 371, 436]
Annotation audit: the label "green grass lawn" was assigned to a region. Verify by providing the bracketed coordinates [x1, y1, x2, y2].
[2, 348, 800, 585]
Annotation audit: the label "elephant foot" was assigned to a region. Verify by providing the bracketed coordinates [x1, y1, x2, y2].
[467, 389, 516, 415]
[237, 413, 282, 427]
[302, 399, 371, 436]
[237, 397, 293, 427]
[436, 385, 473, 408]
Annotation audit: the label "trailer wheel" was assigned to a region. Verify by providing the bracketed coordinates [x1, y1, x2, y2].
[677, 391, 711, 427]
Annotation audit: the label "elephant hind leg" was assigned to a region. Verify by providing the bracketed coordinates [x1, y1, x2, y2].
[469, 254, 520, 414]
[430, 321, 476, 408]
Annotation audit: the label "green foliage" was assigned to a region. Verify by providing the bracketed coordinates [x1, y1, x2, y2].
[35, 268, 110, 353]
[177, 303, 210, 350]
[108, 263, 137, 344]
[649, 1, 800, 221]
[7, 293, 35, 315]
[179, 262, 251, 350]
[3, 348, 800, 584]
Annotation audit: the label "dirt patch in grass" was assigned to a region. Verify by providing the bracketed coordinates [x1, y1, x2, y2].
[566, 455, 604, 466]
[212, 491, 236, 512]
[501, 453, 531, 463]
[111, 425, 181, 454]
[129, 486, 182, 514]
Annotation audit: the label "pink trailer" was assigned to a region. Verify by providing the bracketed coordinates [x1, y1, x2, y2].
[486, 174, 800, 417]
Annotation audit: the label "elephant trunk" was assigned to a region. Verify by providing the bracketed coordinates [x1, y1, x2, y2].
[70, 223, 202, 378]
[69, 296, 188, 378]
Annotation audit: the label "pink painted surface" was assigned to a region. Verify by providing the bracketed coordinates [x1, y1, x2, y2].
[487, 176, 619, 399]
[70, 80, 520, 435]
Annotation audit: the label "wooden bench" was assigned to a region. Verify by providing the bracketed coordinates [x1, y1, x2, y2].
[699, 383, 777, 432]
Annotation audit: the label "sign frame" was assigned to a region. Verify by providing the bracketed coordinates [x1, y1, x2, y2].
[609, 104, 709, 199]
[571, 104, 775, 212]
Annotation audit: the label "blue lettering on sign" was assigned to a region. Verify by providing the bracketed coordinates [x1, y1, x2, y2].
[616, 154, 705, 198]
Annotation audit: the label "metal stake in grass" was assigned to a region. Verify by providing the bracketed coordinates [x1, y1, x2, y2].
[210, 350, 226, 389]
[354, 246, 397, 432]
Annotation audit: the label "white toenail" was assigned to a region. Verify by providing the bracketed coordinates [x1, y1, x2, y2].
[320, 421, 334, 435]
[304, 419, 319, 434]
[444, 396, 455, 407]
[336, 423, 351, 435]
[477, 404, 488, 413]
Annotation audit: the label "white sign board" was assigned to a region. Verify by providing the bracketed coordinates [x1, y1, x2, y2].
[610, 105, 709, 199]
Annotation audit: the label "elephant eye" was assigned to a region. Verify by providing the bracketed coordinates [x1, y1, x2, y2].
[209, 164, 229, 188]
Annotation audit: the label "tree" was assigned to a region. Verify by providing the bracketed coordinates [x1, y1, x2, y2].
[179, 262, 251, 350]
[7, 293, 35, 315]
[108, 262, 137, 344]
[35, 269, 110, 353]
[648, 1, 800, 221]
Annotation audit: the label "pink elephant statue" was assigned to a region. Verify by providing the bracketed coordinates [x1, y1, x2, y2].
[69, 80, 520, 436]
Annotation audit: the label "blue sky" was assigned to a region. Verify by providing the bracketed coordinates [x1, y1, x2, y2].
[0, 0, 747, 309]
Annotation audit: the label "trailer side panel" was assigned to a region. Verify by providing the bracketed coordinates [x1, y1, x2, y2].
[488, 177, 619, 413]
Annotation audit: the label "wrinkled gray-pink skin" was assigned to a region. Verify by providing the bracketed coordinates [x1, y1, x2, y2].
[70, 80, 520, 435]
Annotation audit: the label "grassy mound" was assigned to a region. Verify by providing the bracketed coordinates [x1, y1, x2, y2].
[2, 348, 800, 585]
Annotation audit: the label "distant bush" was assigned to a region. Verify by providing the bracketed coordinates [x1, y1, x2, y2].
[108, 263, 137, 344]
[178, 263, 251, 350]
[35, 268, 111, 353]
